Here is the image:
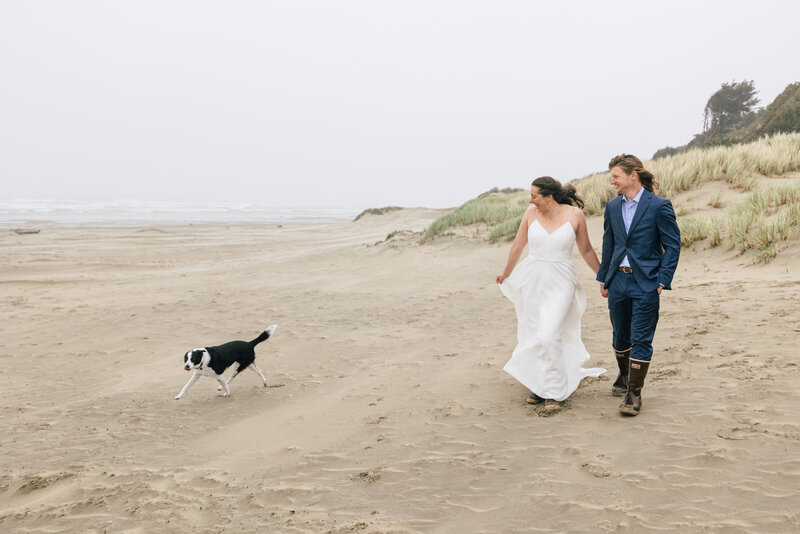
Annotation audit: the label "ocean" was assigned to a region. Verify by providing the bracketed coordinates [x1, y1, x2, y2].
[0, 200, 362, 227]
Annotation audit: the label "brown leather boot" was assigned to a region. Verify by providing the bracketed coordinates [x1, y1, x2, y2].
[619, 359, 650, 416]
[611, 348, 631, 397]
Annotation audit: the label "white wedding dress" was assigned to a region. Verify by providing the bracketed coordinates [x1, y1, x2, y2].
[499, 219, 606, 401]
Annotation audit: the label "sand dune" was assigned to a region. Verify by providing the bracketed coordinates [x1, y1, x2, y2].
[1, 209, 799, 533]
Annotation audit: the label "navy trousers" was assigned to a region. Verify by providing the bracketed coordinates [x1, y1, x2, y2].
[607, 271, 660, 362]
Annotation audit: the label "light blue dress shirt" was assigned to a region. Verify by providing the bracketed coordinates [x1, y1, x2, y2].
[620, 187, 644, 268]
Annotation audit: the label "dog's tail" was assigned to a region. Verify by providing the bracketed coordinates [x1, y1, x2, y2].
[250, 324, 278, 347]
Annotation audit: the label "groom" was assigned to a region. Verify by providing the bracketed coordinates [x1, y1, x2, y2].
[597, 154, 680, 416]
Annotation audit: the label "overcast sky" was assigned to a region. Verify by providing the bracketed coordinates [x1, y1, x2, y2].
[2, 1, 798, 209]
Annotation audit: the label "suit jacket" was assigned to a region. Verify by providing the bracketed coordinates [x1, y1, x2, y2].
[596, 189, 681, 292]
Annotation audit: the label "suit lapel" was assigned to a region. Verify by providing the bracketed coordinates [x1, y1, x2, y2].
[626, 189, 652, 239]
[611, 195, 625, 234]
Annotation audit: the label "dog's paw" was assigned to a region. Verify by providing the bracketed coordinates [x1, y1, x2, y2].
[221, 392, 230, 397]
[217, 385, 223, 391]
[174, 395, 182, 400]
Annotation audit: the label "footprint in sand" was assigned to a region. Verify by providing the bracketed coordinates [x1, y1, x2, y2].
[351, 468, 381, 483]
[580, 462, 618, 479]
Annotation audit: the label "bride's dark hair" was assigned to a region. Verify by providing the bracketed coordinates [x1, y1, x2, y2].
[532, 176, 585, 209]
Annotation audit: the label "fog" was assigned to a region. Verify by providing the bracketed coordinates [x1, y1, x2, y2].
[2, 1, 798, 210]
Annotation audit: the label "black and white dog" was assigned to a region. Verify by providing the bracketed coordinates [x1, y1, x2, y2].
[174, 325, 277, 400]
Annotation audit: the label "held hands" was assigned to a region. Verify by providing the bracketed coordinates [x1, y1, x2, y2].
[496, 273, 510, 284]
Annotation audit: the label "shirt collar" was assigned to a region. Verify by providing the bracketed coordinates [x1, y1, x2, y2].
[623, 187, 644, 204]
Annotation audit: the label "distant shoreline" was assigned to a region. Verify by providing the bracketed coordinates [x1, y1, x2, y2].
[0, 200, 364, 228]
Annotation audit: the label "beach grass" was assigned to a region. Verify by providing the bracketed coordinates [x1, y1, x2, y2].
[708, 218, 723, 247]
[422, 132, 800, 260]
[576, 132, 800, 215]
[680, 184, 800, 261]
[354, 206, 404, 221]
[678, 216, 710, 248]
[422, 187, 527, 241]
[488, 216, 524, 243]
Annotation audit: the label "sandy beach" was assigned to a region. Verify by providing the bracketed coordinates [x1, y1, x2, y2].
[1, 209, 799, 533]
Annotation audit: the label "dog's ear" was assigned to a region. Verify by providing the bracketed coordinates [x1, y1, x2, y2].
[190, 350, 205, 365]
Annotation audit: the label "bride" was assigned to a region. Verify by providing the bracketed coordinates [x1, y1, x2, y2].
[496, 176, 605, 412]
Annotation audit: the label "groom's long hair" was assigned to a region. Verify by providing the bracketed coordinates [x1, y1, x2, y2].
[608, 154, 659, 193]
[532, 176, 585, 209]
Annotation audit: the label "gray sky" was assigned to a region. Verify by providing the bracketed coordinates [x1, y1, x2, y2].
[2, 1, 798, 210]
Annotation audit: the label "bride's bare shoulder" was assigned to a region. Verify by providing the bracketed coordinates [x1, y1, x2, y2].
[523, 204, 539, 222]
[567, 205, 585, 231]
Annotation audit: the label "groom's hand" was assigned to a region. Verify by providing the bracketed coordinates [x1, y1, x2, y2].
[600, 286, 608, 298]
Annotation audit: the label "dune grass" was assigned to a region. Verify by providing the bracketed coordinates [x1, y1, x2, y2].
[353, 206, 404, 221]
[575, 132, 800, 215]
[422, 132, 800, 260]
[488, 216, 524, 242]
[671, 181, 800, 261]
[678, 217, 710, 248]
[708, 192, 723, 208]
[570, 172, 617, 215]
[422, 188, 527, 242]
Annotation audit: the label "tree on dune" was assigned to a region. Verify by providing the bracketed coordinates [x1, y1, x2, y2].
[702, 79, 760, 139]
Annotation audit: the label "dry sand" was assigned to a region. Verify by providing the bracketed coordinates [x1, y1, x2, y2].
[1, 209, 799, 533]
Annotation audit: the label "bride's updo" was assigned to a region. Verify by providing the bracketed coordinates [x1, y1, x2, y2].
[532, 176, 585, 209]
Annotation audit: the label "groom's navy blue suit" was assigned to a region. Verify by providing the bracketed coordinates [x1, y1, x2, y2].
[596, 188, 681, 362]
